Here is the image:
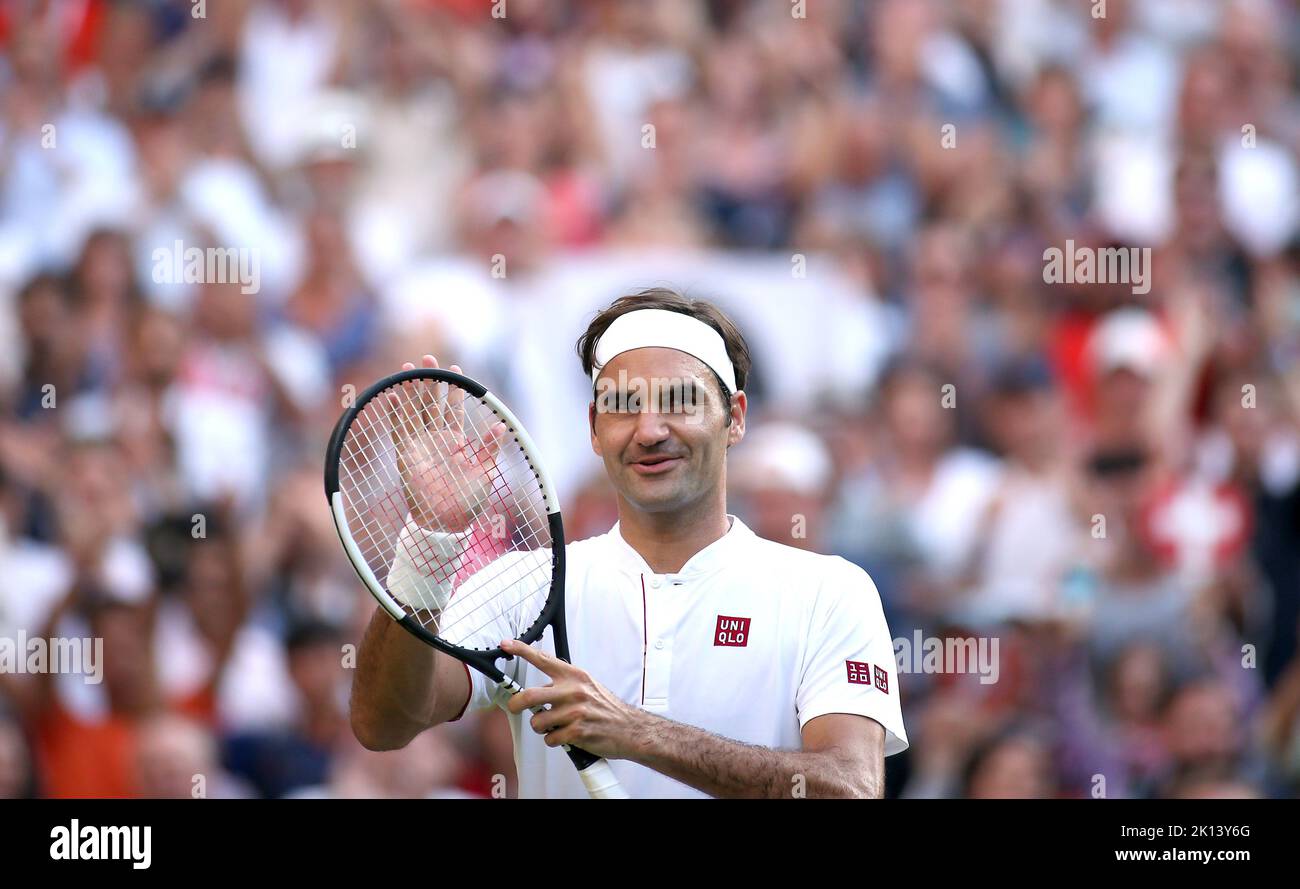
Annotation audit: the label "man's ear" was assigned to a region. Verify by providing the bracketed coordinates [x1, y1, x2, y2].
[588, 401, 601, 456]
[726, 391, 747, 448]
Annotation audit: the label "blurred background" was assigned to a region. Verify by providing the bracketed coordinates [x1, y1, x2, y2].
[1, 0, 1299, 799]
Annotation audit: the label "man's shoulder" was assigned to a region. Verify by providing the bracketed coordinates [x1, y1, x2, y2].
[673, 521, 882, 598]
[747, 533, 867, 578]
[558, 523, 881, 600]
[743, 536, 886, 615]
[562, 528, 618, 565]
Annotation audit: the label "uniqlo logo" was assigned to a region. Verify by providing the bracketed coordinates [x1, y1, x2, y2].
[874, 665, 889, 693]
[714, 615, 750, 647]
[846, 660, 872, 684]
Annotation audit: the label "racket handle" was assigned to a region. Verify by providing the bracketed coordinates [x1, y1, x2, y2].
[575, 757, 629, 799]
[518, 695, 629, 797]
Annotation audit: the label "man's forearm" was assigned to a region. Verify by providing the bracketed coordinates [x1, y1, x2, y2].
[624, 712, 880, 799]
[350, 606, 439, 750]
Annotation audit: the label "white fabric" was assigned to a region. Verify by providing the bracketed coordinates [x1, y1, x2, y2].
[591, 308, 738, 394]
[0, 537, 73, 639]
[154, 600, 298, 731]
[449, 516, 908, 799]
[963, 469, 1083, 624]
[238, 1, 340, 171]
[382, 257, 510, 372]
[0, 107, 139, 279]
[386, 520, 470, 613]
[1218, 134, 1299, 257]
[909, 448, 1004, 580]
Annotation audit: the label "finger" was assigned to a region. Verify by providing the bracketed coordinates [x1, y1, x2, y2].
[529, 704, 585, 736]
[480, 422, 507, 464]
[543, 726, 577, 749]
[390, 362, 418, 444]
[500, 639, 571, 678]
[400, 376, 432, 442]
[422, 355, 447, 424]
[419, 355, 441, 431]
[386, 389, 417, 449]
[447, 364, 466, 436]
[504, 684, 564, 715]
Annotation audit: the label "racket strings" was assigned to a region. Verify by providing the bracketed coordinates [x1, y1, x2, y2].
[345, 407, 545, 642]
[337, 378, 554, 649]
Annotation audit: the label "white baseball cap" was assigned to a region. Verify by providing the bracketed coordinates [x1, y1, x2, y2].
[730, 423, 833, 497]
[1088, 307, 1169, 378]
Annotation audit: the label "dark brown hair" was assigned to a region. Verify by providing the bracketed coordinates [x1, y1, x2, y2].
[576, 287, 752, 400]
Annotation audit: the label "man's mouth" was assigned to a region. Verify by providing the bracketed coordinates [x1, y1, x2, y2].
[629, 455, 684, 475]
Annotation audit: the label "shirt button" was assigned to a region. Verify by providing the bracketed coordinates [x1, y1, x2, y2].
[655, 639, 665, 650]
[649, 577, 662, 589]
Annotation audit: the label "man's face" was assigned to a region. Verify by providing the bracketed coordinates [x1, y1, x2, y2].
[589, 347, 744, 515]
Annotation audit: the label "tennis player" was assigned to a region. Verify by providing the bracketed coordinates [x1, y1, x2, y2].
[351, 288, 908, 798]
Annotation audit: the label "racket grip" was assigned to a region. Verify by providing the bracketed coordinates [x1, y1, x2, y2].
[575, 757, 629, 799]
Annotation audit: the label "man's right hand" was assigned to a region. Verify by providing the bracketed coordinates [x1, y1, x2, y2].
[387, 354, 507, 533]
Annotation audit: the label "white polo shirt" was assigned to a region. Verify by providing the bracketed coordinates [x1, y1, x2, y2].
[453, 516, 908, 799]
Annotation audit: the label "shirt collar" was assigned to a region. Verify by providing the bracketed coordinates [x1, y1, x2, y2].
[605, 515, 754, 579]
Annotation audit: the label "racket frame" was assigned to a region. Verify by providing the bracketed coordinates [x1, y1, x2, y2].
[324, 368, 615, 785]
[325, 368, 572, 682]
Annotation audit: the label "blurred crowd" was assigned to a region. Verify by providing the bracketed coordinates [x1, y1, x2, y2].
[2, 0, 1300, 798]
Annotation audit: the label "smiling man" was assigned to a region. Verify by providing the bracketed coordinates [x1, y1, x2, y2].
[351, 287, 908, 798]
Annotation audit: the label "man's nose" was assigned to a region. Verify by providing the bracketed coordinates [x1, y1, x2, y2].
[631, 408, 671, 447]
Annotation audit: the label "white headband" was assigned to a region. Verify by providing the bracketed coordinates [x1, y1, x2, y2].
[591, 308, 738, 393]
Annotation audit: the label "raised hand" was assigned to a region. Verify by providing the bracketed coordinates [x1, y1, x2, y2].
[388, 355, 507, 533]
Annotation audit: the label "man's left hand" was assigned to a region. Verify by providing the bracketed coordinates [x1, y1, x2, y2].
[501, 638, 646, 760]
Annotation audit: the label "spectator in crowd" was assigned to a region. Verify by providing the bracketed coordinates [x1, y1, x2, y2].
[960, 725, 1060, 800]
[221, 620, 349, 799]
[134, 712, 254, 799]
[729, 421, 834, 553]
[0, 716, 34, 799]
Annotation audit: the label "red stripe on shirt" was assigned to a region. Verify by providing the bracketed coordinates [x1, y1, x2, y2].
[640, 574, 648, 707]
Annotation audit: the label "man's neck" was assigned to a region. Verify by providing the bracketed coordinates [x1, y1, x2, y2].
[616, 494, 731, 574]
